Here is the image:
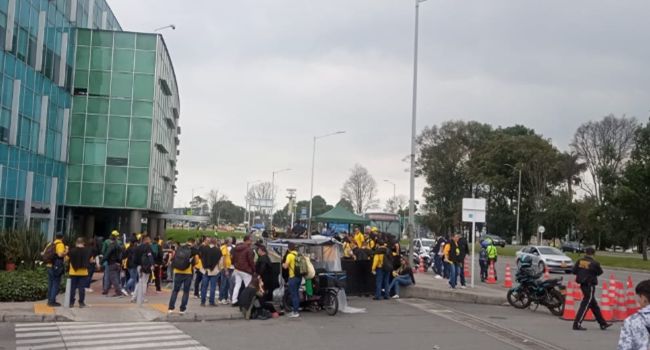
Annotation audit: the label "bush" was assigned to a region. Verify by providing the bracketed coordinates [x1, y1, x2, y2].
[17, 230, 47, 269]
[0, 267, 54, 302]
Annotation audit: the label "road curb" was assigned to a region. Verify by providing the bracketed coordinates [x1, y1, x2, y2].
[401, 286, 507, 306]
[1, 313, 71, 322]
[154, 312, 243, 322]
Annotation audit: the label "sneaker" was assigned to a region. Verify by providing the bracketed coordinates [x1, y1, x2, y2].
[449, 286, 456, 289]
[47, 302, 62, 307]
[179, 310, 186, 315]
[460, 285, 467, 289]
[200, 303, 206, 307]
[85, 288, 93, 293]
[288, 312, 300, 318]
[573, 325, 587, 331]
[121, 289, 129, 296]
[194, 295, 200, 299]
[79, 303, 87, 308]
[600, 323, 613, 330]
[392, 295, 400, 299]
[167, 309, 174, 314]
[434, 275, 443, 280]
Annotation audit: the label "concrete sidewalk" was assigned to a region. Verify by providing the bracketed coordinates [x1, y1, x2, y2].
[401, 272, 508, 305]
[0, 273, 243, 323]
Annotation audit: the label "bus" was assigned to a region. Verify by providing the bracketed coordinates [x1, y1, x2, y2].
[364, 211, 403, 239]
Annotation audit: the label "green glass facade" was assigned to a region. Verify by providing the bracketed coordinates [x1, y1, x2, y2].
[0, 0, 179, 238]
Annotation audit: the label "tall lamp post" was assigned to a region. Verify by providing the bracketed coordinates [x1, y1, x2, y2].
[505, 164, 522, 244]
[154, 24, 176, 32]
[308, 131, 346, 237]
[408, 0, 427, 243]
[270, 168, 291, 230]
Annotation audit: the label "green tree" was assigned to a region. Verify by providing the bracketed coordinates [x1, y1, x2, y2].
[211, 200, 245, 225]
[336, 198, 354, 212]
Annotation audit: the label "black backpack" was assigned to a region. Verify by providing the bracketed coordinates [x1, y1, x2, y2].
[41, 242, 57, 264]
[140, 249, 154, 274]
[381, 248, 394, 272]
[172, 245, 193, 270]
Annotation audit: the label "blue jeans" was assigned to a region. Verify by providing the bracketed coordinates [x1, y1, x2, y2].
[389, 275, 413, 296]
[288, 277, 301, 313]
[375, 269, 389, 299]
[168, 273, 193, 312]
[448, 263, 461, 288]
[200, 274, 218, 305]
[434, 255, 443, 276]
[86, 263, 96, 288]
[70, 276, 87, 305]
[125, 267, 138, 293]
[459, 262, 466, 286]
[218, 270, 230, 301]
[47, 266, 62, 304]
[102, 261, 109, 290]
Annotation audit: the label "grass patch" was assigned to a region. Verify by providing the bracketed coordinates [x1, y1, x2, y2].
[165, 229, 245, 243]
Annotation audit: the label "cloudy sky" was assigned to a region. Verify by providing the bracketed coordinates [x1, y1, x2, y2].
[108, 0, 650, 210]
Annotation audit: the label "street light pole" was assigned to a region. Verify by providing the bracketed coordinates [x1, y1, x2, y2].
[154, 24, 176, 32]
[270, 168, 291, 230]
[505, 164, 522, 244]
[308, 131, 346, 237]
[408, 0, 426, 242]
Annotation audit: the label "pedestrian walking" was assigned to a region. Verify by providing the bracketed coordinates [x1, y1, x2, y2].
[389, 257, 415, 299]
[193, 237, 207, 299]
[479, 240, 489, 282]
[151, 236, 164, 292]
[458, 235, 469, 288]
[371, 239, 391, 300]
[218, 239, 232, 304]
[68, 238, 93, 308]
[231, 235, 255, 306]
[618, 279, 650, 350]
[282, 242, 301, 318]
[486, 238, 498, 281]
[199, 238, 222, 307]
[43, 233, 67, 307]
[446, 234, 463, 289]
[102, 231, 127, 297]
[124, 238, 139, 295]
[572, 247, 612, 331]
[131, 235, 154, 303]
[168, 239, 201, 314]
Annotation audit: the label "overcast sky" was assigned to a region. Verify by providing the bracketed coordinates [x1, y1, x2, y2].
[108, 0, 650, 210]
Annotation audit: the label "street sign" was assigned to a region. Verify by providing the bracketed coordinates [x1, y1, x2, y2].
[538, 225, 545, 234]
[462, 198, 486, 223]
[300, 207, 307, 220]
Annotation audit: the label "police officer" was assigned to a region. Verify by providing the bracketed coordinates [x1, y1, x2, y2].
[572, 247, 613, 331]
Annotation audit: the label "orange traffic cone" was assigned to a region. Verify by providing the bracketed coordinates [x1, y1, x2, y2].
[626, 276, 640, 317]
[464, 255, 471, 278]
[543, 265, 550, 280]
[615, 280, 627, 321]
[486, 261, 496, 284]
[503, 264, 513, 288]
[561, 281, 577, 321]
[601, 282, 614, 322]
[418, 256, 425, 273]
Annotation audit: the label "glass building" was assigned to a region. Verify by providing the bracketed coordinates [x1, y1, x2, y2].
[0, 0, 179, 239]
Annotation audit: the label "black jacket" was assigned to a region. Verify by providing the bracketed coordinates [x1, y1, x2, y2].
[133, 244, 153, 267]
[255, 255, 275, 289]
[458, 237, 469, 260]
[199, 245, 222, 271]
[573, 256, 602, 286]
[448, 240, 462, 264]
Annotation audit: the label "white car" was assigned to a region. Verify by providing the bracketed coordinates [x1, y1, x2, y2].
[516, 246, 574, 274]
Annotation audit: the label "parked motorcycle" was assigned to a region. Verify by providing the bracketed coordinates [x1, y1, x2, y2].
[412, 252, 431, 272]
[507, 264, 566, 316]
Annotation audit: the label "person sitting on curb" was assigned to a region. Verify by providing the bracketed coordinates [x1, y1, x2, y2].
[388, 256, 415, 299]
[239, 275, 277, 320]
[618, 279, 650, 349]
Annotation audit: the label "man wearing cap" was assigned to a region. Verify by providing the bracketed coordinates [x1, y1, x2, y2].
[572, 247, 612, 331]
[102, 231, 127, 297]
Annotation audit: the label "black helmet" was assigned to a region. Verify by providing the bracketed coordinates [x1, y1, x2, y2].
[519, 255, 533, 268]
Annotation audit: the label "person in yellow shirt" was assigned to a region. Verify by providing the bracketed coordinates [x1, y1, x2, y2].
[353, 228, 365, 250]
[168, 239, 200, 314]
[218, 238, 232, 304]
[282, 242, 301, 318]
[68, 237, 93, 308]
[45, 233, 67, 307]
[371, 239, 390, 300]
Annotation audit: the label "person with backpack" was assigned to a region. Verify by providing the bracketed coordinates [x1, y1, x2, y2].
[151, 236, 164, 293]
[131, 235, 154, 303]
[282, 242, 301, 318]
[618, 279, 650, 349]
[124, 237, 139, 296]
[446, 234, 463, 290]
[168, 239, 201, 314]
[231, 235, 256, 306]
[199, 237, 222, 307]
[218, 238, 232, 304]
[479, 240, 489, 282]
[43, 233, 68, 307]
[371, 239, 392, 300]
[102, 231, 128, 297]
[67, 237, 93, 308]
[193, 237, 207, 299]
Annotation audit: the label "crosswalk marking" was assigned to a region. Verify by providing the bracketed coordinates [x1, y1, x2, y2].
[15, 322, 208, 350]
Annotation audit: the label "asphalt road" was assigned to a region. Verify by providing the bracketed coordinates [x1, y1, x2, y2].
[0, 297, 622, 350]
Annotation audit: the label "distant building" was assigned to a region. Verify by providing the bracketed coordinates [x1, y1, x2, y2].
[0, 1, 180, 239]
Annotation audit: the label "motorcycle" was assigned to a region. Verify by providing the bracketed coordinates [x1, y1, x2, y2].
[412, 251, 431, 272]
[507, 269, 566, 316]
